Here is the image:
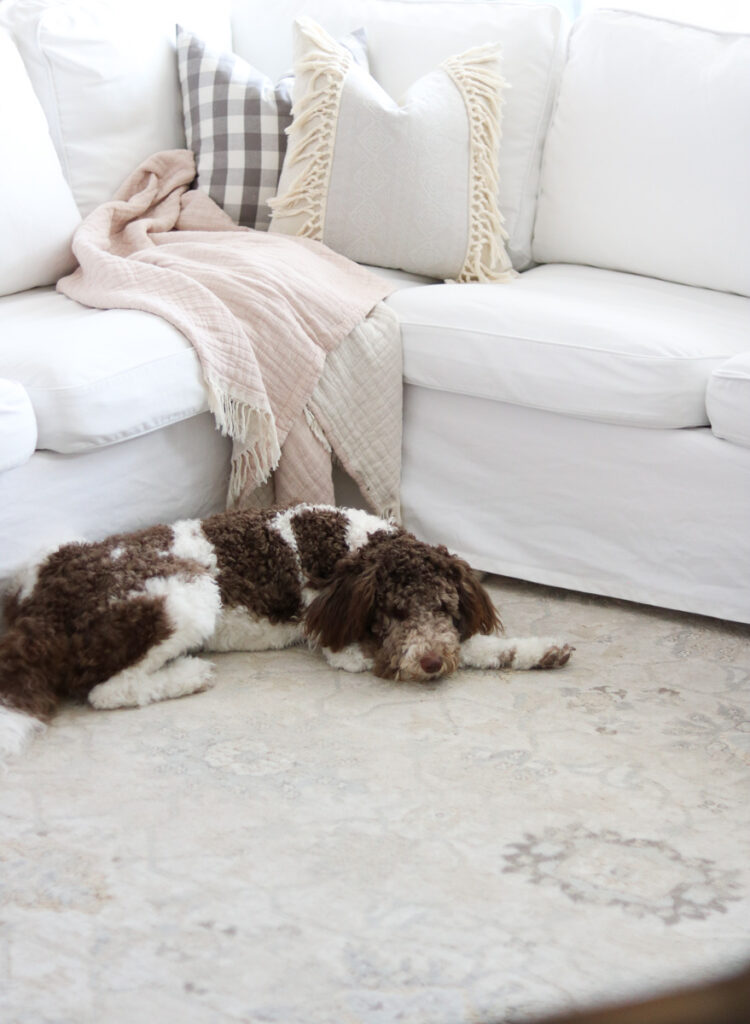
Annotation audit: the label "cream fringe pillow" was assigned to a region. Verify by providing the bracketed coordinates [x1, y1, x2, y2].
[269, 17, 515, 283]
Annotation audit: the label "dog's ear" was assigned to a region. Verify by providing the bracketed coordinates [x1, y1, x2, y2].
[453, 559, 501, 640]
[304, 556, 377, 651]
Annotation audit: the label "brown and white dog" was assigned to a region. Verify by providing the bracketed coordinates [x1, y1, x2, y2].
[0, 504, 572, 758]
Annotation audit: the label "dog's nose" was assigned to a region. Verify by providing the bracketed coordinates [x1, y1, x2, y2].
[420, 653, 444, 675]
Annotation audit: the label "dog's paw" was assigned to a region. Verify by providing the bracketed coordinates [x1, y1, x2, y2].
[533, 643, 574, 669]
[89, 656, 215, 709]
[321, 644, 374, 674]
[0, 706, 45, 760]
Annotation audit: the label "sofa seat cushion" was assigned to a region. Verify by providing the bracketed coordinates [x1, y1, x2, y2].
[0, 379, 36, 472]
[387, 264, 750, 429]
[0, 288, 208, 454]
[707, 352, 750, 449]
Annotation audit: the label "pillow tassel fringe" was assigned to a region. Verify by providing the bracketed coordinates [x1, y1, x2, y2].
[268, 17, 352, 238]
[442, 46, 517, 283]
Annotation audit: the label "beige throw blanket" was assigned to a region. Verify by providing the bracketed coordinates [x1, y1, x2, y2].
[57, 150, 402, 515]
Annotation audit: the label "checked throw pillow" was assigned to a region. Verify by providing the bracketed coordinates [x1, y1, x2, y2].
[176, 24, 368, 231]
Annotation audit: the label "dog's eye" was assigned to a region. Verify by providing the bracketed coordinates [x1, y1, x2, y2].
[393, 607, 408, 621]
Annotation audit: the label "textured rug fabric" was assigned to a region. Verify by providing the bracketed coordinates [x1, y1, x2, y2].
[2, 577, 749, 1024]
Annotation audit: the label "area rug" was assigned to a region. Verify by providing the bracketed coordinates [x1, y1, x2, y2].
[2, 576, 749, 1024]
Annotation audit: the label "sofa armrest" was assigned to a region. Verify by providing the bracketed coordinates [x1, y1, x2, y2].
[0, 378, 37, 473]
[706, 350, 750, 449]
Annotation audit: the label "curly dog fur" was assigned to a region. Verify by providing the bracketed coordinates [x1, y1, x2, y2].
[0, 504, 572, 758]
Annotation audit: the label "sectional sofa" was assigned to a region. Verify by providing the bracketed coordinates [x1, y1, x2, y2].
[1, 0, 748, 624]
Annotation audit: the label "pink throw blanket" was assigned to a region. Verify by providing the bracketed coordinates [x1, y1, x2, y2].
[58, 150, 396, 509]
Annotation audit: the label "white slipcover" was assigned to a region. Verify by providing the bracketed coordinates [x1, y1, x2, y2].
[707, 352, 750, 450]
[0, 414, 231, 581]
[388, 264, 750, 429]
[231, 0, 369, 80]
[532, 10, 750, 297]
[0, 28, 80, 296]
[0, 379, 36, 473]
[0, 288, 208, 454]
[0, 0, 233, 216]
[401, 388, 750, 624]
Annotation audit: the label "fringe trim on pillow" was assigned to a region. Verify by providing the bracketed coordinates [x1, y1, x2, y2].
[204, 377, 282, 507]
[267, 17, 352, 238]
[441, 46, 517, 283]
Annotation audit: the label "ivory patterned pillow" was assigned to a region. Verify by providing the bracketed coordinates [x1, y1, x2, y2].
[269, 18, 515, 282]
[176, 24, 368, 231]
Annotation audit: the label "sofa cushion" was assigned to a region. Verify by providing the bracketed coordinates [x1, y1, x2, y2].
[386, 264, 750, 429]
[231, 0, 369, 81]
[532, 10, 750, 297]
[0, 28, 80, 296]
[0, 288, 208, 454]
[0, 0, 233, 217]
[0, 379, 37, 473]
[707, 352, 750, 450]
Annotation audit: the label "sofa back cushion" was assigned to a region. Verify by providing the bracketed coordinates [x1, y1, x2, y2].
[0, 28, 80, 296]
[1, 0, 233, 217]
[231, 0, 369, 81]
[532, 10, 750, 298]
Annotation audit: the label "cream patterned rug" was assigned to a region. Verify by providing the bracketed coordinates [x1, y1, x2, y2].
[2, 576, 749, 1024]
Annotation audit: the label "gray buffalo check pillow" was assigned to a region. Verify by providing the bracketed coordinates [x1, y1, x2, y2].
[176, 25, 368, 231]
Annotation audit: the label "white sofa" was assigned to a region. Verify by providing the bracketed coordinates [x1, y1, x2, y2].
[1, 0, 749, 625]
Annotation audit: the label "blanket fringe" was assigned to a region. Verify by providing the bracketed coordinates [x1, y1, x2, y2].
[441, 46, 517, 283]
[304, 406, 333, 453]
[267, 17, 351, 238]
[205, 378, 281, 505]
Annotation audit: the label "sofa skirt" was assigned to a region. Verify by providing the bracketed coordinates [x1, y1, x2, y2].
[401, 385, 750, 625]
[0, 413, 231, 585]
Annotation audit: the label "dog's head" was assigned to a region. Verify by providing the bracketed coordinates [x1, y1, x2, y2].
[305, 529, 500, 681]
